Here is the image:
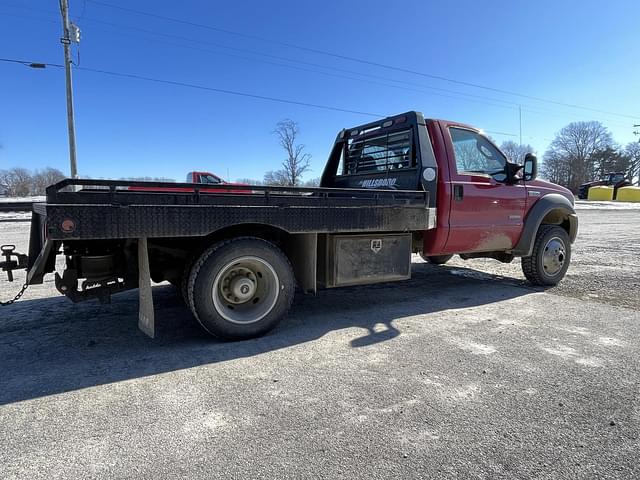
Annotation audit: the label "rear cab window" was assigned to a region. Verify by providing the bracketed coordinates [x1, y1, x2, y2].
[337, 128, 415, 176]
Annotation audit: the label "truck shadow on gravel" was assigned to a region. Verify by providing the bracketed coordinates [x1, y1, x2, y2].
[0, 263, 537, 405]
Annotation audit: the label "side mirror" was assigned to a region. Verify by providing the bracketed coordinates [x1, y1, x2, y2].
[504, 162, 524, 184]
[523, 153, 537, 181]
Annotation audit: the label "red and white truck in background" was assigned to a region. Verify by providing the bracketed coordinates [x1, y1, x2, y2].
[129, 171, 250, 194]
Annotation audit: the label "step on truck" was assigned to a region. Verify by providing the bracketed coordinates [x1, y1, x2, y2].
[1, 112, 578, 339]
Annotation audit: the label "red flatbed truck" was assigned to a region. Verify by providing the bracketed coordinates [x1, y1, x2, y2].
[0, 112, 577, 339]
[128, 171, 250, 194]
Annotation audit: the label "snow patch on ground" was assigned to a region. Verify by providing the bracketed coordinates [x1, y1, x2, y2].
[449, 336, 497, 355]
[0, 212, 31, 220]
[575, 200, 640, 210]
[0, 196, 45, 203]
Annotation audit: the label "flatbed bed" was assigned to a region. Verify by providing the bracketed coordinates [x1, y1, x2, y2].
[40, 179, 431, 240]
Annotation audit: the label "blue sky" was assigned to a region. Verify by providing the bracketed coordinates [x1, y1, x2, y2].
[1, 0, 639, 182]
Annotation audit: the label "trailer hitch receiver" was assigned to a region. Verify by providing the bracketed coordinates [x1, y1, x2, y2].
[0, 245, 28, 282]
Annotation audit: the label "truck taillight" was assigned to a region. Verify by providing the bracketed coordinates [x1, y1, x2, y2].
[61, 218, 76, 234]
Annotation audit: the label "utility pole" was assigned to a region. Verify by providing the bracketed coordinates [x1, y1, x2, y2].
[59, 0, 78, 178]
[518, 105, 522, 146]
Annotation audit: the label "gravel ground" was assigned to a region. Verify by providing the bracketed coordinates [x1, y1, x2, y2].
[445, 205, 640, 310]
[0, 208, 639, 479]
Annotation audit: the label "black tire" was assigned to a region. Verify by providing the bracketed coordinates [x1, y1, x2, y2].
[420, 253, 453, 265]
[187, 237, 295, 339]
[521, 225, 571, 286]
[180, 250, 199, 304]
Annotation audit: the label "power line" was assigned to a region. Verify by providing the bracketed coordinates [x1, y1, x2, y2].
[81, 16, 521, 109]
[75, 66, 386, 117]
[1, 3, 522, 111]
[86, 0, 640, 121]
[0, 58, 379, 117]
[76, 16, 634, 130]
[0, 57, 62, 68]
[521, 106, 632, 129]
[79, 17, 520, 111]
[3, 3, 638, 128]
[0, 57, 518, 137]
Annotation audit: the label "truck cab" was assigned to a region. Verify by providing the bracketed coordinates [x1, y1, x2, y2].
[186, 171, 224, 184]
[321, 112, 577, 282]
[128, 172, 249, 194]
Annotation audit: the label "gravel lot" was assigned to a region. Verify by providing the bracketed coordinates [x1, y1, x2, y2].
[1, 206, 639, 479]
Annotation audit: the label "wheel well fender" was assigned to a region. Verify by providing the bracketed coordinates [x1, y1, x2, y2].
[205, 223, 291, 245]
[204, 224, 316, 292]
[147, 224, 298, 284]
[512, 194, 578, 257]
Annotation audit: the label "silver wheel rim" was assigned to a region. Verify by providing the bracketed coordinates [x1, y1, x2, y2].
[212, 256, 279, 324]
[542, 237, 566, 277]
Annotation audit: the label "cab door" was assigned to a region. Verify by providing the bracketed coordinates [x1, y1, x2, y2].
[442, 125, 526, 253]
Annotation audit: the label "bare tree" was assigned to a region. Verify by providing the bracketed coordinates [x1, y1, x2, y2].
[31, 167, 66, 195]
[541, 121, 613, 191]
[235, 178, 263, 186]
[590, 147, 631, 179]
[0, 168, 33, 197]
[499, 141, 534, 164]
[263, 170, 290, 186]
[269, 119, 311, 186]
[541, 149, 570, 185]
[302, 177, 320, 187]
[453, 142, 486, 171]
[625, 142, 640, 185]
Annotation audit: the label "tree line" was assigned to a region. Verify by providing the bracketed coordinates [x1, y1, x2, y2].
[3, 120, 637, 196]
[539, 121, 639, 191]
[0, 167, 179, 197]
[0, 167, 66, 196]
[1, 119, 316, 195]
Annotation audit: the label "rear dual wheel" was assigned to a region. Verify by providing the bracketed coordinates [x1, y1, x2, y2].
[187, 237, 295, 339]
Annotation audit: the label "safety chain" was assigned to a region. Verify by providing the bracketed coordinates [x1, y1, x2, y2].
[0, 283, 29, 306]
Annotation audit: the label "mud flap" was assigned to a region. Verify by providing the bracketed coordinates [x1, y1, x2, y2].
[138, 237, 155, 338]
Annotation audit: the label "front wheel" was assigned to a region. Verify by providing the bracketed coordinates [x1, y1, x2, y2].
[187, 237, 295, 339]
[521, 225, 571, 286]
[420, 253, 454, 265]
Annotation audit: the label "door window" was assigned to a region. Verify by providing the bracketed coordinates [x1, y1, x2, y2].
[199, 174, 222, 185]
[450, 128, 506, 175]
[610, 173, 625, 183]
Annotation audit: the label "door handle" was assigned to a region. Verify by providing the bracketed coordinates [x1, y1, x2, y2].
[454, 184, 464, 201]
